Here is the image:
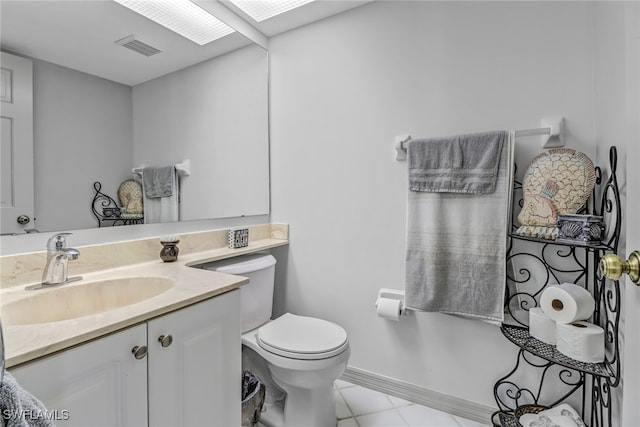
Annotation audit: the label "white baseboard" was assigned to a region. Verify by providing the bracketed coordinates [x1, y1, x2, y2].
[340, 366, 497, 425]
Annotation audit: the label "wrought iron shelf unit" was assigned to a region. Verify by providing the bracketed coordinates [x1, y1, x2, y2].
[91, 181, 144, 227]
[508, 233, 615, 252]
[492, 146, 621, 427]
[500, 325, 615, 378]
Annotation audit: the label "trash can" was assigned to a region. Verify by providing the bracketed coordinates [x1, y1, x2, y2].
[241, 371, 266, 426]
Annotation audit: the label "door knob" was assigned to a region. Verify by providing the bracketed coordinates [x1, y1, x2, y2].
[132, 345, 148, 359]
[600, 251, 640, 285]
[16, 215, 30, 225]
[158, 334, 173, 348]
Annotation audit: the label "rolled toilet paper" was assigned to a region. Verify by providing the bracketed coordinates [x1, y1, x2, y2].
[377, 298, 402, 321]
[556, 321, 605, 363]
[540, 283, 595, 324]
[529, 307, 556, 345]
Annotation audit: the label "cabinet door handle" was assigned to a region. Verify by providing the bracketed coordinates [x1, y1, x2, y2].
[132, 345, 148, 359]
[158, 334, 173, 348]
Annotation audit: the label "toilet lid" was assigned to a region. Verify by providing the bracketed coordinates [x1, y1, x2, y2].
[257, 313, 349, 360]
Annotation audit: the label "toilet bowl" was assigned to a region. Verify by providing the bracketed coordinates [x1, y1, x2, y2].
[204, 253, 351, 427]
[243, 313, 350, 427]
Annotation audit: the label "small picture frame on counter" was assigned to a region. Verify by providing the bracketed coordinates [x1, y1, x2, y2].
[228, 228, 249, 249]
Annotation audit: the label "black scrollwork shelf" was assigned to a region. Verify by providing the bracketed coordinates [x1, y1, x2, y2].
[91, 181, 144, 227]
[493, 146, 621, 427]
[501, 325, 615, 378]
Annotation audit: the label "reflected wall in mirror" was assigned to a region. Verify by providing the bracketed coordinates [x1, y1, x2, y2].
[0, 1, 270, 234]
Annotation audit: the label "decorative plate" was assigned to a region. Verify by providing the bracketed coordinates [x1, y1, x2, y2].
[118, 179, 144, 215]
[518, 148, 596, 227]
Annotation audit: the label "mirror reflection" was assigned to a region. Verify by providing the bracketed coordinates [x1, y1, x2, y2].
[0, 0, 270, 234]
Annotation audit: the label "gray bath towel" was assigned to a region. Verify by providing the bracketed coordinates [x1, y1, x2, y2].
[142, 166, 175, 198]
[408, 131, 506, 194]
[405, 132, 514, 322]
[0, 371, 54, 427]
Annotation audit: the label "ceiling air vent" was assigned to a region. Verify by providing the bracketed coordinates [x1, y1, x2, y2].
[115, 35, 162, 57]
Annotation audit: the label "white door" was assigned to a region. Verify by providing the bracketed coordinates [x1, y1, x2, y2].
[622, 4, 639, 426]
[10, 324, 149, 427]
[0, 52, 34, 234]
[622, 158, 639, 426]
[147, 290, 241, 427]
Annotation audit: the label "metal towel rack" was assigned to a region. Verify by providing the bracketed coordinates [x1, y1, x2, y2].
[394, 117, 564, 161]
[132, 159, 191, 177]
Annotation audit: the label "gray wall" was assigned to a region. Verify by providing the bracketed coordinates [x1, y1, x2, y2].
[269, 1, 598, 409]
[33, 59, 133, 231]
[132, 44, 269, 221]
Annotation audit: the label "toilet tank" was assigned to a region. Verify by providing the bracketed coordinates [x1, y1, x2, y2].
[200, 253, 276, 333]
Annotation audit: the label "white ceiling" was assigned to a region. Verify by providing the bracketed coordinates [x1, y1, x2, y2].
[0, 0, 371, 86]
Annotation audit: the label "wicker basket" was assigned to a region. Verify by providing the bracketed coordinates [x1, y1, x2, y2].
[514, 405, 548, 426]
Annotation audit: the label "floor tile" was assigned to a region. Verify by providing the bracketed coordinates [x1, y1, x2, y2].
[397, 404, 460, 427]
[452, 415, 491, 427]
[338, 418, 360, 427]
[336, 390, 354, 419]
[340, 385, 394, 416]
[357, 409, 409, 427]
[335, 379, 357, 390]
[388, 395, 413, 408]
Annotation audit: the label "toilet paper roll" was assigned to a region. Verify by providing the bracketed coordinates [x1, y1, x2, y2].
[556, 321, 605, 363]
[377, 298, 402, 321]
[540, 283, 595, 324]
[529, 307, 556, 345]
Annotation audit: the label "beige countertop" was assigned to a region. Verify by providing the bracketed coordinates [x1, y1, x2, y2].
[2, 234, 287, 368]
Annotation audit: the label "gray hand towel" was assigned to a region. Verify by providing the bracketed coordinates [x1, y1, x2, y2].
[142, 166, 175, 198]
[408, 130, 506, 194]
[405, 132, 514, 322]
[0, 371, 54, 427]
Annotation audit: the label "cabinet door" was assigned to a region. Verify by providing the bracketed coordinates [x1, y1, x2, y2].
[10, 324, 148, 427]
[148, 290, 241, 427]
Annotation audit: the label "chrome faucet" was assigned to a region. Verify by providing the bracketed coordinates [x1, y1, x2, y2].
[35, 233, 82, 288]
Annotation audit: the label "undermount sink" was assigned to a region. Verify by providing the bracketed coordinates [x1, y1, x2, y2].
[1, 277, 174, 326]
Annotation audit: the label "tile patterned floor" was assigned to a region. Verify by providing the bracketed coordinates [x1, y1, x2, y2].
[334, 380, 491, 427]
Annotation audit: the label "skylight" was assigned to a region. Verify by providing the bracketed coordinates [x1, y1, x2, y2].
[114, 0, 235, 45]
[229, 0, 315, 22]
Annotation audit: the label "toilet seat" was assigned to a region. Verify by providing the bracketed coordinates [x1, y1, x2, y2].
[256, 313, 349, 360]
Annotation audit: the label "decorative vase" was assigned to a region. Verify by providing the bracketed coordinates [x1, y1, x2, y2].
[160, 238, 180, 262]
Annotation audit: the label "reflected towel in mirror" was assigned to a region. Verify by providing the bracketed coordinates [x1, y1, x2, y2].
[142, 166, 175, 198]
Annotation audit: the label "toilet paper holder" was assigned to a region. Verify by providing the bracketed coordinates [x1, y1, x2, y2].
[376, 288, 408, 317]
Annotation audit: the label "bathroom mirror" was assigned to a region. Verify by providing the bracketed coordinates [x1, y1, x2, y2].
[0, 0, 269, 234]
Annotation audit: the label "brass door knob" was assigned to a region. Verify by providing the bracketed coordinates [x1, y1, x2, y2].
[600, 251, 640, 285]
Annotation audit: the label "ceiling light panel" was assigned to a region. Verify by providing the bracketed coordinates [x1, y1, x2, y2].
[114, 0, 234, 45]
[229, 0, 315, 22]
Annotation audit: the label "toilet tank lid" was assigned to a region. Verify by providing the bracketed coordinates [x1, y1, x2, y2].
[213, 253, 276, 275]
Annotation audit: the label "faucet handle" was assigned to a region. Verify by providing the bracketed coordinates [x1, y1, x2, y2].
[47, 232, 72, 251]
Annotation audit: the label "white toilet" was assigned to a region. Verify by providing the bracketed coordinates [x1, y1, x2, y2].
[208, 253, 350, 427]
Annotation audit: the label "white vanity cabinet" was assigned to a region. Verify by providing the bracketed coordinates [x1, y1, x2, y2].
[147, 289, 241, 427]
[10, 289, 241, 427]
[10, 323, 148, 426]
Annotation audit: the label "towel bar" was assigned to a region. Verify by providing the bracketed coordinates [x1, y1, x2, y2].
[394, 117, 564, 161]
[132, 159, 191, 177]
